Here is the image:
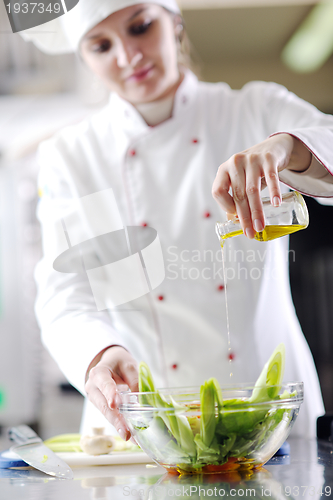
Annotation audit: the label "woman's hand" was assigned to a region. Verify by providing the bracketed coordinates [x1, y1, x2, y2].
[85, 346, 139, 441]
[212, 134, 312, 238]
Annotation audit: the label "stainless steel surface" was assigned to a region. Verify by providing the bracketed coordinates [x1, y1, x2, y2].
[0, 438, 332, 499]
[9, 425, 73, 480]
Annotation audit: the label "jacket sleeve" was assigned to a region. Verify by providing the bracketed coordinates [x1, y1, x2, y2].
[262, 82, 333, 199]
[35, 138, 127, 396]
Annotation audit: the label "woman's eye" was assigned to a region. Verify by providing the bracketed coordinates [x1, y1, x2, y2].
[130, 21, 152, 35]
[92, 40, 111, 53]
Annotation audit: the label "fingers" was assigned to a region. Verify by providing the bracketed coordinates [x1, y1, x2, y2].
[85, 347, 139, 441]
[87, 364, 117, 409]
[215, 153, 261, 238]
[85, 377, 130, 440]
[244, 156, 265, 235]
[212, 137, 287, 238]
[118, 360, 139, 394]
[212, 168, 236, 215]
[228, 153, 255, 239]
[262, 151, 281, 207]
[101, 347, 139, 404]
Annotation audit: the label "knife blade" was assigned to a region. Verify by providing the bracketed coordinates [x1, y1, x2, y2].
[9, 425, 73, 479]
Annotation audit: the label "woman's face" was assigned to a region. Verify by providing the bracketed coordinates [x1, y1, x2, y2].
[80, 3, 181, 104]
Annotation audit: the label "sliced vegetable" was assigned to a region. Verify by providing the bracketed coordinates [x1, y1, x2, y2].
[200, 379, 217, 448]
[138, 361, 196, 457]
[44, 434, 82, 452]
[138, 361, 158, 407]
[250, 343, 285, 402]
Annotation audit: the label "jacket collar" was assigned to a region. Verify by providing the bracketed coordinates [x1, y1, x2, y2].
[107, 69, 199, 137]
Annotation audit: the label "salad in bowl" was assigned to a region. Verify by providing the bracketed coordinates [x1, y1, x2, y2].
[119, 344, 303, 474]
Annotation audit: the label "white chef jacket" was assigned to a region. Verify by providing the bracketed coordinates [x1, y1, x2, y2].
[35, 70, 333, 438]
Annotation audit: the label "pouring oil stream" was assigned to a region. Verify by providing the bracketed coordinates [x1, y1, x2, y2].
[220, 239, 233, 379]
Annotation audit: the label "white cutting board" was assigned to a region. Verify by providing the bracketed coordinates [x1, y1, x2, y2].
[55, 451, 155, 466]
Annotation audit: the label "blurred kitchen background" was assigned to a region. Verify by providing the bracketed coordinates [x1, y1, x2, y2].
[0, 0, 333, 444]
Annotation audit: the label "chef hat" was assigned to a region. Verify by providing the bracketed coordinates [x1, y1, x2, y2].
[21, 0, 181, 54]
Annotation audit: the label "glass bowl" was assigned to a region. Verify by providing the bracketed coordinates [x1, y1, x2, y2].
[119, 382, 303, 474]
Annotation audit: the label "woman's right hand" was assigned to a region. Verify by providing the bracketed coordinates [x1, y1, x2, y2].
[85, 346, 139, 441]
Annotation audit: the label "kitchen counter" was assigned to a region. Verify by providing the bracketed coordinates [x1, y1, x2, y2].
[0, 438, 332, 500]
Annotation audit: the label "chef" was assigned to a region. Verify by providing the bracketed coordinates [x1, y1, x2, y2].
[22, 0, 333, 440]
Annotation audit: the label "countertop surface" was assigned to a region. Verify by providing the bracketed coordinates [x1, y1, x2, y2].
[0, 438, 332, 500]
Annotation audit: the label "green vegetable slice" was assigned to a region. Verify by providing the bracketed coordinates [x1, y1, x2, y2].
[250, 343, 285, 403]
[44, 434, 82, 452]
[138, 362, 196, 457]
[200, 380, 217, 448]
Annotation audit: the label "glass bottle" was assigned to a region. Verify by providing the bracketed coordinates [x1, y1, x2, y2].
[216, 191, 309, 243]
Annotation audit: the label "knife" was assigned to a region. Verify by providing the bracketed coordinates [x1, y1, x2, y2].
[9, 425, 74, 479]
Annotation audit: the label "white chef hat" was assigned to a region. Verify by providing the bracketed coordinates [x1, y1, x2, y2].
[21, 0, 181, 54]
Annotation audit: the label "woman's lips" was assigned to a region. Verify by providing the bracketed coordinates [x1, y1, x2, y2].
[127, 65, 154, 82]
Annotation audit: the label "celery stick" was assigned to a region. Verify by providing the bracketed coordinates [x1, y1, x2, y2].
[199, 380, 217, 448]
[44, 434, 82, 452]
[250, 343, 285, 403]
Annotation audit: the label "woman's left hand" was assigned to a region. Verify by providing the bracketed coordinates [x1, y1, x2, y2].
[212, 134, 311, 238]
[85, 346, 139, 441]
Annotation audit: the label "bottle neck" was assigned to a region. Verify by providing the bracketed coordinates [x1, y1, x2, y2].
[215, 220, 243, 240]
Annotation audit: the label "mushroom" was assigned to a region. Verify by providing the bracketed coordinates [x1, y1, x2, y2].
[80, 427, 115, 455]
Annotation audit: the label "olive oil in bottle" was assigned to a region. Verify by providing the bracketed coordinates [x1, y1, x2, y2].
[216, 191, 309, 243]
[220, 223, 307, 242]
